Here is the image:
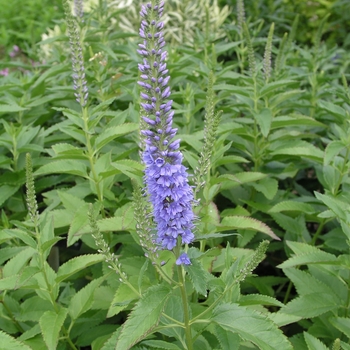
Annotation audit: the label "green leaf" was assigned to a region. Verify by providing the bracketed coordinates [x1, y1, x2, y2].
[0, 104, 28, 113]
[68, 277, 105, 320]
[259, 80, 297, 97]
[212, 303, 293, 350]
[0, 330, 32, 350]
[271, 142, 323, 162]
[282, 293, 339, 318]
[254, 108, 272, 137]
[34, 160, 88, 177]
[319, 100, 347, 120]
[214, 325, 241, 350]
[251, 177, 278, 200]
[107, 281, 140, 317]
[95, 123, 138, 151]
[239, 294, 284, 307]
[330, 317, 350, 338]
[219, 216, 279, 240]
[215, 172, 267, 189]
[116, 284, 171, 350]
[324, 141, 346, 165]
[269, 201, 315, 214]
[315, 192, 348, 222]
[56, 254, 104, 283]
[141, 340, 182, 350]
[185, 258, 210, 296]
[278, 243, 337, 268]
[3, 247, 36, 278]
[39, 308, 68, 350]
[283, 268, 340, 301]
[304, 332, 328, 350]
[0, 185, 20, 206]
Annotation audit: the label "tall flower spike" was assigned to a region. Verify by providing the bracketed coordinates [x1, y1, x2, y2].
[137, 1, 194, 264]
[74, 0, 84, 20]
[263, 22, 274, 82]
[63, 0, 88, 107]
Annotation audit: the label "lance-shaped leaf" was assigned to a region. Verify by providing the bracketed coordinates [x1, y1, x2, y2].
[218, 215, 279, 240]
[212, 303, 293, 350]
[0, 330, 32, 350]
[39, 308, 68, 350]
[115, 284, 171, 350]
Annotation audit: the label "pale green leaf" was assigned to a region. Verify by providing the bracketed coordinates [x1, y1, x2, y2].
[304, 332, 328, 350]
[330, 317, 350, 338]
[214, 325, 240, 350]
[282, 293, 339, 317]
[34, 160, 87, 177]
[3, 247, 36, 278]
[319, 100, 347, 120]
[68, 277, 104, 320]
[0, 185, 20, 206]
[215, 172, 267, 189]
[141, 340, 182, 349]
[213, 303, 293, 350]
[56, 254, 104, 283]
[324, 141, 346, 165]
[107, 281, 140, 317]
[39, 308, 68, 350]
[116, 284, 171, 350]
[254, 108, 272, 137]
[185, 258, 210, 296]
[0, 104, 27, 113]
[251, 177, 278, 200]
[0, 330, 32, 350]
[219, 215, 279, 240]
[95, 123, 138, 151]
[239, 294, 284, 307]
[259, 80, 297, 97]
[269, 201, 315, 214]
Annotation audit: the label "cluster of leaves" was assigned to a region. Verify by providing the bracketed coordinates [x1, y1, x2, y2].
[0, 0, 350, 349]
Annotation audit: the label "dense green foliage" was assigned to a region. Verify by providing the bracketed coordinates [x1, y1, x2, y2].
[0, 0, 350, 349]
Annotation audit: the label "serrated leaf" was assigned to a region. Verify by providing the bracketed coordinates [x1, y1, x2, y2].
[212, 303, 293, 350]
[283, 268, 340, 301]
[269, 201, 315, 214]
[107, 281, 140, 317]
[56, 254, 104, 283]
[116, 284, 171, 350]
[304, 332, 328, 350]
[219, 216, 279, 240]
[271, 144, 323, 162]
[259, 80, 297, 97]
[330, 317, 350, 338]
[215, 172, 267, 189]
[0, 185, 20, 206]
[319, 100, 347, 120]
[214, 325, 240, 350]
[0, 330, 32, 350]
[324, 141, 346, 165]
[141, 340, 182, 350]
[68, 277, 104, 320]
[34, 160, 88, 177]
[185, 259, 209, 296]
[100, 329, 121, 350]
[282, 293, 339, 317]
[239, 294, 284, 307]
[95, 123, 138, 151]
[251, 177, 278, 200]
[39, 308, 68, 350]
[0, 104, 28, 113]
[254, 108, 272, 137]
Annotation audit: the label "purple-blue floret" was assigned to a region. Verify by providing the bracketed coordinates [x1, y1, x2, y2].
[138, 1, 195, 252]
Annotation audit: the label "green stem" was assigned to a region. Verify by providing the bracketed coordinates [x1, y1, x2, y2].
[311, 219, 325, 246]
[82, 107, 105, 217]
[283, 281, 293, 305]
[177, 263, 193, 350]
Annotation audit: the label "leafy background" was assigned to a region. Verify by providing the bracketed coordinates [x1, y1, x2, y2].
[1, 0, 350, 349]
